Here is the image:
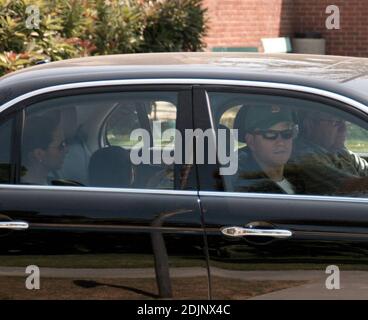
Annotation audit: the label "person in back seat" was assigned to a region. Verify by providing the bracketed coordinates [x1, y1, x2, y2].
[21, 110, 69, 185]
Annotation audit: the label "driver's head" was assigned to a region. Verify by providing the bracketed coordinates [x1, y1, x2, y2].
[331, 119, 347, 151]
[302, 111, 345, 150]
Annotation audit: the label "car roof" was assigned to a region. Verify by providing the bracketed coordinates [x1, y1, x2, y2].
[1, 52, 368, 106]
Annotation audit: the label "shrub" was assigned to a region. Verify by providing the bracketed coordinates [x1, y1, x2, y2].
[141, 0, 207, 52]
[92, 0, 144, 54]
[0, 0, 208, 76]
[0, 0, 86, 74]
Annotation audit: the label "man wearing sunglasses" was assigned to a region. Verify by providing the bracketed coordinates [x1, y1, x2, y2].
[292, 111, 368, 195]
[234, 105, 303, 194]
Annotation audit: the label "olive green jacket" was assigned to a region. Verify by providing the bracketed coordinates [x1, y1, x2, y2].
[291, 138, 368, 195]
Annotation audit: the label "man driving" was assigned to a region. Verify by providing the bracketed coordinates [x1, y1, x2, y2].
[292, 110, 368, 195]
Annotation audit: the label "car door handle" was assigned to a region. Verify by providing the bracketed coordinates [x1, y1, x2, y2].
[221, 226, 292, 238]
[0, 221, 29, 230]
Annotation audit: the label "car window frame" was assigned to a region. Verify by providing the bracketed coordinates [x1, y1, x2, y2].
[194, 84, 368, 198]
[0, 84, 195, 191]
[2, 78, 368, 198]
[0, 112, 19, 184]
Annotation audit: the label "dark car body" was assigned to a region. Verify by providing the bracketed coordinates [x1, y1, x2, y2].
[2, 52, 368, 299]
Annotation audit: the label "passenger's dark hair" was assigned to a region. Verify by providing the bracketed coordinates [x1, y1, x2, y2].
[22, 110, 61, 159]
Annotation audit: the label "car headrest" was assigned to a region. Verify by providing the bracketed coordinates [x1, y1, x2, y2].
[233, 105, 248, 143]
[88, 146, 132, 188]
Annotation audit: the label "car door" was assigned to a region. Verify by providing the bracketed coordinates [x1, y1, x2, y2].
[194, 84, 368, 300]
[0, 84, 209, 300]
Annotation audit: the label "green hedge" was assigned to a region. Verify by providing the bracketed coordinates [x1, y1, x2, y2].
[0, 0, 207, 75]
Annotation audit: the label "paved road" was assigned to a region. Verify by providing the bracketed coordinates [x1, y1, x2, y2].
[0, 266, 207, 279]
[1, 266, 367, 299]
[0, 266, 323, 280]
[250, 271, 368, 300]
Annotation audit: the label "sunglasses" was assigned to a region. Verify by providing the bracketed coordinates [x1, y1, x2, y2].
[252, 126, 299, 140]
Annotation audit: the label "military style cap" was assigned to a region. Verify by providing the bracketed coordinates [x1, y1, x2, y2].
[244, 105, 294, 132]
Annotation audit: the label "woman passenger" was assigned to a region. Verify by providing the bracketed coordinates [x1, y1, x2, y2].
[21, 110, 68, 185]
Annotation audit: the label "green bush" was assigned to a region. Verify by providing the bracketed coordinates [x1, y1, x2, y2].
[92, 0, 144, 54]
[0, 0, 88, 74]
[142, 0, 207, 52]
[0, 0, 207, 76]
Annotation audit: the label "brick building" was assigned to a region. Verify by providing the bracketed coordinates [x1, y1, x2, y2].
[202, 0, 368, 57]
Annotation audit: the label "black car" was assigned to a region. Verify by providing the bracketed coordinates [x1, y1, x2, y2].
[1, 52, 368, 299]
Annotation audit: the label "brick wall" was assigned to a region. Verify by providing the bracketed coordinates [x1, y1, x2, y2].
[202, 0, 294, 51]
[294, 0, 368, 57]
[202, 0, 368, 57]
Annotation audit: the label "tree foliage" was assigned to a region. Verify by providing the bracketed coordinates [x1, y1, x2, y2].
[0, 0, 207, 75]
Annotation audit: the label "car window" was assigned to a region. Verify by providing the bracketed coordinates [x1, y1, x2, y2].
[20, 91, 179, 190]
[219, 105, 242, 129]
[105, 103, 141, 148]
[106, 99, 177, 149]
[345, 122, 368, 155]
[206, 90, 368, 198]
[148, 100, 177, 148]
[0, 117, 13, 184]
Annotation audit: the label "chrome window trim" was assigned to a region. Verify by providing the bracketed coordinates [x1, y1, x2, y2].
[0, 184, 197, 196]
[0, 78, 368, 114]
[1, 183, 368, 203]
[205, 90, 216, 132]
[199, 190, 368, 204]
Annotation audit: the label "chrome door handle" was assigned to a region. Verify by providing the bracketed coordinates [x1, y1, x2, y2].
[0, 221, 29, 230]
[221, 226, 292, 238]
